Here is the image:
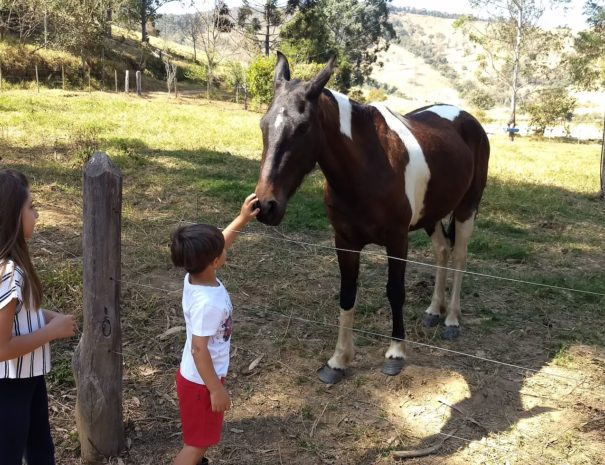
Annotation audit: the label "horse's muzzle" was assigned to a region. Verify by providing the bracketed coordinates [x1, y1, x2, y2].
[256, 198, 285, 226]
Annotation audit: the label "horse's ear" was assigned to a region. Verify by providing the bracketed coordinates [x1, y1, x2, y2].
[274, 51, 291, 89]
[306, 56, 336, 100]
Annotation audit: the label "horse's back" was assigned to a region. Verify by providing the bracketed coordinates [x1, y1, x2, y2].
[405, 104, 490, 225]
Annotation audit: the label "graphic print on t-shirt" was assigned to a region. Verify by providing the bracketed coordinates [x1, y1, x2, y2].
[222, 315, 233, 342]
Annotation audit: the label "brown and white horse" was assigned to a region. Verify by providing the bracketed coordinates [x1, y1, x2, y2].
[254, 52, 490, 384]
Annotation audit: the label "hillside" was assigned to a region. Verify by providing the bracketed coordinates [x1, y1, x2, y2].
[372, 12, 605, 137]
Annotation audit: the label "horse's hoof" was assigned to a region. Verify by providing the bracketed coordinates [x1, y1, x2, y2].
[422, 313, 440, 328]
[317, 364, 346, 384]
[381, 357, 406, 376]
[442, 325, 460, 340]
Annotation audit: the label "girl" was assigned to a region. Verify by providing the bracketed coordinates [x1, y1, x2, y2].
[0, 169, 77, 465]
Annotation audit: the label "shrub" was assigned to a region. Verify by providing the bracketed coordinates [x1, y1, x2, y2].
[367, 87, 387, 102]
[247, 55, 275, 107]
[524, 88, 576, 136]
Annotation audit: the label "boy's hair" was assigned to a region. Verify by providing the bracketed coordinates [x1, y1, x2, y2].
[0, 169, 43, 310]
[170, 224, 225, 274]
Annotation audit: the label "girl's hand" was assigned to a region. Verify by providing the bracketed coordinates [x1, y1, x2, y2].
[46, 314, 77, 340]
[239, 193, 260, 223]
[209, 385, 231, 413]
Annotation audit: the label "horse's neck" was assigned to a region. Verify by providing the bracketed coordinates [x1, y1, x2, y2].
[316, 93, 375, 193]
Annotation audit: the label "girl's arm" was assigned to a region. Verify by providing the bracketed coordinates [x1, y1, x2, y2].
[191, 335, 230, 412]
[0, 299, 76, 362]
[222, 193, 260, 250]
[43, 308, 62, 323]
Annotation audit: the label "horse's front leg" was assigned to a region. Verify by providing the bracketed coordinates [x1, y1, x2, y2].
[318, 236, 360, 384]
[382, 237, 409, 376]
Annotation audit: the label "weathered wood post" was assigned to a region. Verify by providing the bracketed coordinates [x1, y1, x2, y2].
[0, 64, 3, 92]
[73, 152, 124, 464]
[61, 63, 65, 90]
[601, 110, 605, 199]
[35, 64, 39, 93]
[136, 70, 142, 96]
[124, 70, 129, 93]
[115, 69, 118, 93]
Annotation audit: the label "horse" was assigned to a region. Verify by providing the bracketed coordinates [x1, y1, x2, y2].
[254, 52, 490, 384]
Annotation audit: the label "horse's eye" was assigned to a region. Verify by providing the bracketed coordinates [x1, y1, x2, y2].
[298, 122, 310, 134]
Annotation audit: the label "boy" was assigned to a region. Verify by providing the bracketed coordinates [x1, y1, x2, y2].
[170, 193, 259, 465]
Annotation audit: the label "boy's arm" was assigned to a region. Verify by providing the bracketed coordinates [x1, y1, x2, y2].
[222, 193, 259, 250]
[191, 335, 230, 412]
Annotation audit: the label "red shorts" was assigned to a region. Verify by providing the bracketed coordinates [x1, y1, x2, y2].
[176, 369, 225, 448]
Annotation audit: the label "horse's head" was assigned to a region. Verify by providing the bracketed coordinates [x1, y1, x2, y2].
[255, 52, 336, 226]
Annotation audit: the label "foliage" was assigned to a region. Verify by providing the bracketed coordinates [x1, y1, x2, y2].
[524, 87, 576, 135]
[455, 0, 572, 123]
[280, 0, 395, 87]
[116, 0, 177, 42]
[568, 0, 605, 90]
[367, 87, 387, 102]
[237, 0, 285, 56]
[247, 54, 275, 105]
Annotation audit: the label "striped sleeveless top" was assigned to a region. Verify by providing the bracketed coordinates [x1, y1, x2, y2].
[0, 260, 51, 378]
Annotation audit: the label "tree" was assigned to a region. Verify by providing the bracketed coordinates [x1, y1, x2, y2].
[455, 0, 571, 127]
[0, 0, 45, 43]
[280, 0, 395, 87]
[116, 0, 176, 42]
[193, 0, 232, 99]
[568, 1, 605, 197]
[237, 0, 287, 56]
[524, 87, 576, 135]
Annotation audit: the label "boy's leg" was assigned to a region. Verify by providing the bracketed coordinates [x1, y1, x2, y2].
[24, 376, 55, 465]
[0, 378, 35, 465]
[172, 445, 207, 465]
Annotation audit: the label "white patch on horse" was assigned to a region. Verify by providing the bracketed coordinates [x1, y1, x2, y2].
[385, 340, 407, 360]
[417, 104, 461, 122]
[328, 89, 353, 139]
[327, 308, 355, 369]
[372, 104, 430, 227]
[274, 107, 286, 129]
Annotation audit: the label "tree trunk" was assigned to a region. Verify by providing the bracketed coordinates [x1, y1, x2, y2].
[141, 0, 148, 42]
[510, 5, 522, 127]
[264, 5, 270, 56]
[73, 153, 124, 464]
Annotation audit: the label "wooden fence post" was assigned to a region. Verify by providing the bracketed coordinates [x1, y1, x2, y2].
[114, 69, 118, 93]
[136, 70, 142, 96]
[0, 64, 3, 92]
[62, 64, 65, 90]
[124, 70, 129, 93]
[88, 68, 91, 93]
[35, 64, 39, 93]
[601, 112, 605, 200]
[73, 152, 124, 464]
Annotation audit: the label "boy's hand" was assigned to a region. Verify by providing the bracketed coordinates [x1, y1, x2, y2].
[239, 193, 260, 223]
[209, 385, 231, 412]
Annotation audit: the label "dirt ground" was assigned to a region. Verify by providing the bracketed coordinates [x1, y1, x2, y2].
[39, 220, 605, 465]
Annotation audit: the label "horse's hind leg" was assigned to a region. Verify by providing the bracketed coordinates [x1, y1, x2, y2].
[442, 214, 475, 340]
[422, 221, 450, 328]
[318, 237, 360, 384]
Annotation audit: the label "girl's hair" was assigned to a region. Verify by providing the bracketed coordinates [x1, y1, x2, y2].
[170, 224, 225, 274]
[0, 169, 42, 310]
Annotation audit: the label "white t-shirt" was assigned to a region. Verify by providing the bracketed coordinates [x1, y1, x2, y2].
[0, 260, 51, 379]
[179, 274, 233, 385]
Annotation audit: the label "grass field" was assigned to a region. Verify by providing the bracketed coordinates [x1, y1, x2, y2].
[1, 89, 604, 465]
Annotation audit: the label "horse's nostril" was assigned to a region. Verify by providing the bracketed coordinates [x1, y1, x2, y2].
[267, 200, 278, 214]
